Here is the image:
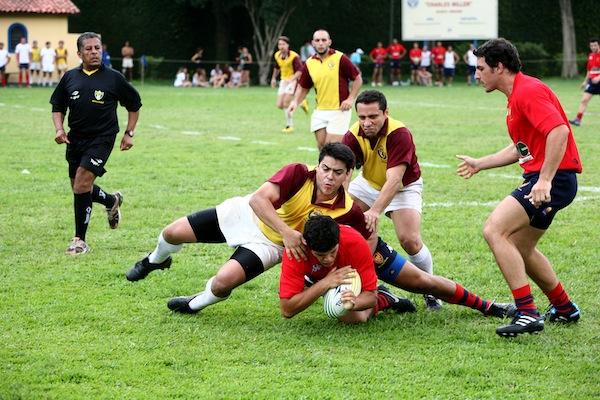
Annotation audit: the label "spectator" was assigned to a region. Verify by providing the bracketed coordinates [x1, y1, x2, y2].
[431, 41, 446, 86]
[300, 40, 315, 62]
[238, 47, 253, 87]
[420, 44, 432, 72]
[350, 48, 363, 70]
[55, 40, 68, 80]
[40, 41, 56, 87]
[369, 41, 387, 87]
[210, 64, 226, 88]
[443, 44, 459, 86]
[409, 42, 422, 85]
[387, 38, 406, 86]
[15, 37, 30, 87]
[0, 42, 9, 87]
[121, 40, 134, 81]
[229, 65, 242, 88]
[192, 68, 209, 87]
[417, 66, 433, 86]
[174, 67, 192, 87]
[463, 43, 477, 86]
[30, 40, 41, 86]
[102, 44, 112, 68]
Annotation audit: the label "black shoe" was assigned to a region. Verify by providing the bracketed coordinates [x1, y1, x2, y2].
[496, 313, 544, 337]
[423, 294, 443, 311]
[167, 295, 198, 314]
[484, 301, 518, 318]
[125, 255, 172, 281]
[569, 118, 581, 127]
[378, 285, 416, 314]
[545, 303, 581, 323]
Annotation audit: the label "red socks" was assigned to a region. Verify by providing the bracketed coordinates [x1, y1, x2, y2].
[448, 284, 489, 313]
[512, 284, 539, 316]
[544, 282, 574, 314]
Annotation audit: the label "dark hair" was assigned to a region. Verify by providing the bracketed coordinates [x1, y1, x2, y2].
[318, 143, 355, 171]
[473, 38, 521, 73]
[303, 215, 340, 252]
[278, 36, 290, 44]
[355, 90, 387, 111]
[590, 37, 599, 44]
[77, 32, 101, 52]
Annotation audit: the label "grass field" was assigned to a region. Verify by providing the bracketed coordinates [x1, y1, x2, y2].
[1, 80, 599, 399]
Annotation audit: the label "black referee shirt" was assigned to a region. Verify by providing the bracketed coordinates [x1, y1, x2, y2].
[50, 64, 142, 137]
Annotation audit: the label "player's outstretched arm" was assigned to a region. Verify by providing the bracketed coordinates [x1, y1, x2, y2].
[456, 144, 518, 178]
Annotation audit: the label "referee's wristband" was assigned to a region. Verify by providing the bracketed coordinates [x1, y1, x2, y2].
[125, 129, 135, 138]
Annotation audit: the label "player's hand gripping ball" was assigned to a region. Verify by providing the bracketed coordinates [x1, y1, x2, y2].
[323, 271, 362, 318]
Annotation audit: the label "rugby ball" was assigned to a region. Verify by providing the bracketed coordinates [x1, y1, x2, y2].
[323, 271, 362, 319]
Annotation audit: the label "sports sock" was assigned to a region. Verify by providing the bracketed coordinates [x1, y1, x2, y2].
[407, 243, 433, 274]
[285, 109, 293, 127]
[576, 112, 583, 121]
[447, 283, 489, 313]
[373, 292, 390, 315]
[188, 277, 228, 311]
[148, 231, 182, 263]
[91, 185, 116, 208]
[544, 282, 575, 314]
[512, 284, 539, 316]
[74, 192, 93, 241]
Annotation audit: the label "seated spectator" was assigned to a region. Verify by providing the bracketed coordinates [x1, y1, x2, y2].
[417, 67, 433, 86]
[192, 68, 209, 87]
[210, 64, 226, 87]
[174, 67, 192, 87]
[228, 65, 242, 88]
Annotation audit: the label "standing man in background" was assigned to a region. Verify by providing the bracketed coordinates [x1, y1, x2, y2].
[15, 37, 30, 87]
[121, 40, 134, 81]
[409, 42, 422, 85]
[369, 41, 387, 87]
[55, 40, 68, 81]
[0, 42, 9, 87]
[463, 43, 478, 86]
[40, 41, 56, 87]
[431, 41, 445, 86]
[457, 38, 582, 337]
[569, 37, 600, 127]
[29, 40, 41, 86]
[51, 32, 142, 255]
[288, 29, 362, 150]
[387, 38, 406, 86]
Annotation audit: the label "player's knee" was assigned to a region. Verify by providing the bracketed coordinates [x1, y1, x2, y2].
[162, 219, 191, 244]
[212, 272, 237, 298]
[398, 234, 422, 255]
[482, 220, 501, 244]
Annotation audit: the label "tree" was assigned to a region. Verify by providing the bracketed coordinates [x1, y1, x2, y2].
[243, 0, 297, 85]
[559, 0, 577, 78]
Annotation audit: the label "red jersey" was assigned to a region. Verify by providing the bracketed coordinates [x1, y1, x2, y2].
[387, 43, 406, 60]
[431, 46, 446, 65]
[370, 47, 387, 64]
[586, 51, 600, 78]
[279, 225, 378, 299]
[409, 48, 422, 63]
[506, 72, 582, 174]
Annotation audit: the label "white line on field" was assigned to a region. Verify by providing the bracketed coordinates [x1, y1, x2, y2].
[427, 195, 599, 208]
[487, 173, 520, 179]
[420, 161, 450, 168]
[149, 124, 167, 130]
[297, 146, 317, 152]
[252, 140, 276, 145]
[31, 107, 45, 112]
[181, 130, 204, 135]
[0, 103, 5, 106]
[218, 136, 241, 141]
[580, 186, 600, 193]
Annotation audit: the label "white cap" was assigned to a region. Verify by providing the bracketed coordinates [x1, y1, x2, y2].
[356, 48, 364, 55]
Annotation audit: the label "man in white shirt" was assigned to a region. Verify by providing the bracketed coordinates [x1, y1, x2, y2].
[40, 41, 56, 87]
[442, 44, 459, 86]
[463, 43, 478, 86]
[0, 42, 10, 87]
[14, 37, 31, 87]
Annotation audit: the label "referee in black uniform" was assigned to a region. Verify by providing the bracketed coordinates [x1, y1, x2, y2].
[51, 32, 142, 255]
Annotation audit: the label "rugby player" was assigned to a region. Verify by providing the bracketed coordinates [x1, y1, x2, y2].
[569, 37, 600, 126]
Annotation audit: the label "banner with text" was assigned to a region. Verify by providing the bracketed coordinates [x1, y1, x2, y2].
[402, 0, 498, 41]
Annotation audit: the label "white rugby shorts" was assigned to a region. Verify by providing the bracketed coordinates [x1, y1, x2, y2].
[310, 109, 352, 135]
[215, 195, 283, 269]
[29, 62, 41, 71]
[349, 174, 424, 214]
[42, 63, 54, 73]
[278, 79, 297, 95]
[122, 57, 134, 68]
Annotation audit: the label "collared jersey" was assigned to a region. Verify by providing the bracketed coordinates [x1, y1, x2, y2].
[31, 47, 41, 62]
[409, 48, 422, 63]
[387, 43, 406, 60]
[506, 72, 582, 174]
[299, 49, 360, 110]
[587, 51, 600, 79]
[370, 47, 387, 64]
[431, 46, 446, 64]
[274, 50, 302, 80]
[50, 64, 142, 138]
[258, 163, 369, 246]
[279, 225, 378, 299]
[343, 117, 421, 190]
[56, 48, 67, 65]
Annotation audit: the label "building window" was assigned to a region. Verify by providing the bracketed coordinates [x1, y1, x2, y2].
[8, 23, 27, 52]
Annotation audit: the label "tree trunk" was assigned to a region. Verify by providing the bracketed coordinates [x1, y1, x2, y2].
[559, 0, 578, 78]
[244, 0, 296, 85]
[212, 0, 231, 63]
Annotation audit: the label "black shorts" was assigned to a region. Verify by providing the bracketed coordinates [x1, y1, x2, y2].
[444, 67, 455, 77]
[468, 65, 476, 75]
[389, 59, 401, 69]
[410, 63, 419, 71]
[584, 79, 600, 95]
[0, 65, 5, 72]
[373, 63, 385, 69]
[510, 171, 578, 230]
[242, 64, 251, 71]
[19, 63, 29, 69]
[66, 134, 116, 178]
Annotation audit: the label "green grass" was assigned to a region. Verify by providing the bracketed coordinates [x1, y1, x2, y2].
[1, 80, 599, 399]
